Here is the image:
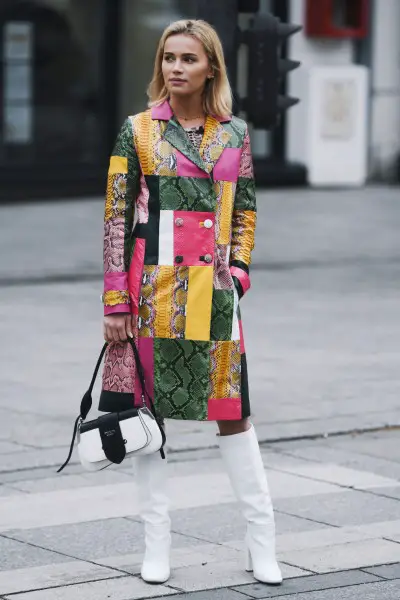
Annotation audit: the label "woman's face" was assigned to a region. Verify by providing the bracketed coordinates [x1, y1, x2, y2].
[162, 34, 213, 98]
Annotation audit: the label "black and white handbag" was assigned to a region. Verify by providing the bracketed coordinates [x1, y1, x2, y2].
[58, 338, 166, 473]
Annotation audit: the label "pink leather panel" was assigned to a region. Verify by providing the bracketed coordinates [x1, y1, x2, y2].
[151, 101, 173, 120]
[238, 129, 254, 178]
[102, 341, 135, 394]
[176, 150, 209, 178]
[128, 238, 146, 315]
[174, 211, 215, 266]
[213, 148, 241, 182]
[239, 319, 245, 354]
[134, 337, 154, 409]
[104, 304, 130, 316]
[104, 271, 128, 292]
[207, 398, 242, 421]
[230, 266, 251, 294]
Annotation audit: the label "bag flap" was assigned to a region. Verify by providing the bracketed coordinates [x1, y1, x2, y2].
[98, 413, 126, 465]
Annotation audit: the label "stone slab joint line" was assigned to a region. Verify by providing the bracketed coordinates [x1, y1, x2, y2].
[0, 531, 145, 581]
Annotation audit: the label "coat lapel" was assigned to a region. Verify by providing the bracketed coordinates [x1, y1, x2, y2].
[153, 101, 232, 177]
[199, 115, 231, 175]
[163, 118, 207, 173]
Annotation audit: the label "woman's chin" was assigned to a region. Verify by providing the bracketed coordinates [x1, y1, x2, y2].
[168, 87, 191, 97]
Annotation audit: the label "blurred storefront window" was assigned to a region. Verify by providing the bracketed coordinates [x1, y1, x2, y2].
[0, 0, 298, 199]
[0, 0, 106, 168]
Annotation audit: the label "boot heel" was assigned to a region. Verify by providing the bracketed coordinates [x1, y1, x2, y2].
[245, 545, 253, 572]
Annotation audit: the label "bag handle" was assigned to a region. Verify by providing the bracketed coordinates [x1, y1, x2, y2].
[57, 338, 165, 473]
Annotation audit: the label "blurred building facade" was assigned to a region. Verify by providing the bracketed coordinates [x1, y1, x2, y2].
[0, 0, 399, 200]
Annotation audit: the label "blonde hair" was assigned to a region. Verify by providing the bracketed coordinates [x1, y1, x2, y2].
[148, 19, 233, 118]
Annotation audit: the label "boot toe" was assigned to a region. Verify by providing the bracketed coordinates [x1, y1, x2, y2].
[253, 563, 283, 585]
[141, 563, 170, 584]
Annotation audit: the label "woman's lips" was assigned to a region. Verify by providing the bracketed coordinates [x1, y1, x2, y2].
[170, 79, 186, 84]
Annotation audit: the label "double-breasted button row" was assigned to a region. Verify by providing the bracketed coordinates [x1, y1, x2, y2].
[174, 217, 214, 229]
[174, 254, 213, 264]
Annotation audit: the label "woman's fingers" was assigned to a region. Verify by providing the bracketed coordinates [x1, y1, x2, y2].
[126, 314, 134, 339]
[103, 314, 135, 343]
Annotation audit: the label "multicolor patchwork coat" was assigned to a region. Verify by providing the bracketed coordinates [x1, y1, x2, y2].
[99, 100, 256, 421]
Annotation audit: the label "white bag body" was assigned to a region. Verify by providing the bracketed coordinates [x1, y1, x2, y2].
[77, 408, 163, 472]
[58, 340, 166, 475]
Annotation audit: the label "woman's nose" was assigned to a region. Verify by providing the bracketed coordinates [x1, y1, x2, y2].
[173, 61, 183, 73]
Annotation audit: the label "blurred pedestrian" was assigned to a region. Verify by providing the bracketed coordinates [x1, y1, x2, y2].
[101, 19, 281, 586]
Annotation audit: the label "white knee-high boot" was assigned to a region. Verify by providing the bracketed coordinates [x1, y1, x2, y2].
[135, 452, 171, 583]
[218, 424, 282, 585]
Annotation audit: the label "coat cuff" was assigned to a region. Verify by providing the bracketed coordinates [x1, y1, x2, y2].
[230, 265, 251, 296]
[103, 272, 130, 314]
[104, 303, 131, 316]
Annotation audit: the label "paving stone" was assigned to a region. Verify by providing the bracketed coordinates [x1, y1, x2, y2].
[170, 502, 332, 546]
[2, 574, 175, 599]
[10, 518, 202, 561]
[0, 535, 75, 570]
[0, 464, 83, 484]
[367, 486, 400, 501]
[0, 442, 29, 455]
[11, 470, 134, 493]
[0, 560, 119, 595]
[167, 558, 255, 591]
[101, 542, 242, 574]
[233, 570, 382, 598]
[0, 486, 25, 497]
[272, 463, 398, 490]
[363, 563, 400, 580]
[280, 539, 400, 574]
[275, 488, 400, 527]
[0, 472, 240, 532]
[275, 525, 376, 554]
[276, 444, 400, 480]
[240, 579, 400, 600]
[148, 590, 251, 600]
[333, 433, 400, 464]
[0, 447, 70, 473]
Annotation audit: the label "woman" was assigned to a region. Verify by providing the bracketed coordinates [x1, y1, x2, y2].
[101, 19, 282, 586]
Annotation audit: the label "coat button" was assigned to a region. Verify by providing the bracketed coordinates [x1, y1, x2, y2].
[204, 254, 213, 263]
[175, 255, 183, 264]
[204, 219, 213, 229]
[175, 218, 184, 227]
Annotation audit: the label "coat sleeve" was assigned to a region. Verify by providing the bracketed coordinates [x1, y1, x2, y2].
[103, 117, 140, 315]
[229, 126, 257, 299]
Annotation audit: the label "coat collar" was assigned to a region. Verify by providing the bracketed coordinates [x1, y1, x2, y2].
[151, 100, 232, 174]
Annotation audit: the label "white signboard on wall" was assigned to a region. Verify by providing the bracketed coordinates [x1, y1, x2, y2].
[307, 66, 369, 187]
[320, 79, 357, 140]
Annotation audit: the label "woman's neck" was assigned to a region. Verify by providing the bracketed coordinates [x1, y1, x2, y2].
[169, 95, 205, 120]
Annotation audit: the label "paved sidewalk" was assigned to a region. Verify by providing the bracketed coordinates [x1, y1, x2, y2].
[0, 431, 400, 598]
[1, 185, 400, 470]
[1, 186, 400, 597]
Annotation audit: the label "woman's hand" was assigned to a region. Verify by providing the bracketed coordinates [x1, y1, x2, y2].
[103, 313, 135, 343]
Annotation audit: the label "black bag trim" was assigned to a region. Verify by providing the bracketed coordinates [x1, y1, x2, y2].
[80, 408, 139, 433]
[57, 339, 166, 473]
[98, 390, 135, 413]
[98, 413, 126, 464]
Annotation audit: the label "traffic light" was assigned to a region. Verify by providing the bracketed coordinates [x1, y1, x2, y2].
[195, 1, 301, 129]
[245, 14, 301, 129]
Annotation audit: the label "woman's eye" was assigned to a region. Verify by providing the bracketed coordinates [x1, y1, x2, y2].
[185, 57, 195, 63]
